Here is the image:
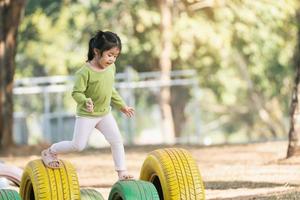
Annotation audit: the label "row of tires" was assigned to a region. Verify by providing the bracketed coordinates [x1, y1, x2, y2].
[1, 148, 206, 199]
[0, 188, 104, 200]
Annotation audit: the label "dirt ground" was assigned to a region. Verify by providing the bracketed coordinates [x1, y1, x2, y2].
[1, 141, 300, 199]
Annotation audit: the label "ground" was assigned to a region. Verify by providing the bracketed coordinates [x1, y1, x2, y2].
[1, 141, 300, 199]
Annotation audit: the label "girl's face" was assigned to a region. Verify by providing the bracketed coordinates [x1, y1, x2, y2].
[96, 47, 120, 68]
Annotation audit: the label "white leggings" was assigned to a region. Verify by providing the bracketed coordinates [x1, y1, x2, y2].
[50, 113, 127, 171]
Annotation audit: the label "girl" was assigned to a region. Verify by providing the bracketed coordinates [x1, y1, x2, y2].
[41, 30, 134, 180]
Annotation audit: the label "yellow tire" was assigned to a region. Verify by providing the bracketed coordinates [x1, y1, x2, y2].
[19, 159, 80, 200]
[140, 148, 205, 200]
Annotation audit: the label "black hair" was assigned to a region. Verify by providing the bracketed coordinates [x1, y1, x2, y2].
[86, 30, 122, 62]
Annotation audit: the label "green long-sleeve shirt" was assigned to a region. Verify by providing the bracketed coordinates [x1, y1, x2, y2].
[71, 64, 127, 117]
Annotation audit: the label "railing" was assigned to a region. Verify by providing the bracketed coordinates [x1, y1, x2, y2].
[13, 68, 201, 146]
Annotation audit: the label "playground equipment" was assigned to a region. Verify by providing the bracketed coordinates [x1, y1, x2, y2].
[0, 163, 22, 187]
[20, 159, 80, 200]
[108, 180, 159, 200]
[140, 148, 206, 199]
[0, 147, 205, 199]
[0, 163, 23, 199]
[0, 189, 21, 200]
[80, 188, 104, 200]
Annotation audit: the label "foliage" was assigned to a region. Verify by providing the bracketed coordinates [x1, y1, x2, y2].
[16, 0, 300, 142]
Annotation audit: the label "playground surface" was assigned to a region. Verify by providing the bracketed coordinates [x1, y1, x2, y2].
[0, 141, 299, 199]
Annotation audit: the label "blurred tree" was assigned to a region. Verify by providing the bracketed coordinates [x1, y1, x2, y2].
[177, 0, 296, 140]
[227, 1, 291, 139]
[157, 0, 175, 143]
[287, 9, 300, 158]
[15, 0, 299, 143]
[0, 0, 25, 148]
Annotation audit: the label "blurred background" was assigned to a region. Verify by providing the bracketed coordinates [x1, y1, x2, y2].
[10, 0, 299, 148]
[2, 1, 300, 198]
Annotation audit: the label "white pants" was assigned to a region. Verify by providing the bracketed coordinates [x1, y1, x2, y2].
[50, 113, 127, 171]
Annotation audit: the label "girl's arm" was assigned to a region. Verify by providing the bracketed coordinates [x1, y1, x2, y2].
[71, 72, 88, 104]
[111, 88, 127, 110]
[112, 88, 134, 117]
[111, 64, 127, 109]
[111, 65, 134, 117]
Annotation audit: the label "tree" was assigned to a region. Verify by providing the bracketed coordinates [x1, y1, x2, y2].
[0, 0, 25, 148]
[287, 9, 300, 158]
[157, 0, 175, 143]
[16, 0, 298, 143]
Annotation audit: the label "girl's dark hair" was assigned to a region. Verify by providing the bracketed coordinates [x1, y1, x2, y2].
[86, 30, 122, 62]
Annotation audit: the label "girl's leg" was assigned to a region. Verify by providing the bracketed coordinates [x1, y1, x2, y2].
[95, 113, 133, 180]
[42, 116, 101, 168]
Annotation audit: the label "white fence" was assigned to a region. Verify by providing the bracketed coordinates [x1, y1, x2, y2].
[13, 68, 202, 146]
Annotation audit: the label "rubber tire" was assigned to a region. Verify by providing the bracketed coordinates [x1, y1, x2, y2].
[0, 162, 23, 187]
[140, 148, 205, 200]
[108, 180, 159, 200]
[19, 159, 80, 200]
[0, 189, 21, 200]
[80, 188, 105, 200]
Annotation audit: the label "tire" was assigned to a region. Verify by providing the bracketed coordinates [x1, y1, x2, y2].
[80, 188, 105, 200]
[19, 159, 80, 200]
[0, 189, 21, 200]
[108, 180, 159, 200]
[0, 162, 23, 187]
[140, 148, 205, 200]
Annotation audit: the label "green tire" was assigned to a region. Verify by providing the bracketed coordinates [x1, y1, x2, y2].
[80, 188, 105, 200]
[0, 189, 21, 200]
[108, 180, 159, 200]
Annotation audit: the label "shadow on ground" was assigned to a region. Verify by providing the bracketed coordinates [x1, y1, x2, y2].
[206, 181, 300, 200]
[210, 191, 300, 200]
[205, 181, 298, 190]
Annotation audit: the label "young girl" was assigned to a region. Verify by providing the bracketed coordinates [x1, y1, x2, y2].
[41, 30, 134, 180]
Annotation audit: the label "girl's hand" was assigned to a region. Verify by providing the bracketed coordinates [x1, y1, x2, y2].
[120, 106, 135, 118]
[86, 98, 94, 112]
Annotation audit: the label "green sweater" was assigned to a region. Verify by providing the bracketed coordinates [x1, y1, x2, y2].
[71, 64, 127, 117]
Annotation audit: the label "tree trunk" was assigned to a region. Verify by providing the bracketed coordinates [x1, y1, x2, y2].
[171, 86, 190, 138]
[0, 0, 25, 149]
[287, 10, 300, 158]
[234, 50, 285, 138]
[157, 0, 175, 144]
